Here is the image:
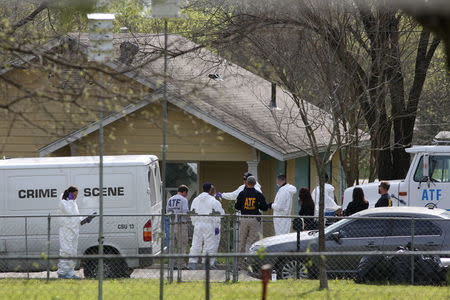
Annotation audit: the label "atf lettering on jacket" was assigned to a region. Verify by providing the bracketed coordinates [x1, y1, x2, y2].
[244, 197, 256, 210]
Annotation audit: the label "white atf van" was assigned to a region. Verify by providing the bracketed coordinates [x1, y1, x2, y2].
[0, 155, 162, 278]
[343, 145, 450, 211]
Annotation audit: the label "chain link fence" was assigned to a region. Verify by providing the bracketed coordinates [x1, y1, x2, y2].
[0, 213, 449, 299]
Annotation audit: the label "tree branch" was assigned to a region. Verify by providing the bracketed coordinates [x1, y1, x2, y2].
[10, 1, 49, 32]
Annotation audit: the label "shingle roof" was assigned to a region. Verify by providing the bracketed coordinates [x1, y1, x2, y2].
[41, 33, 337, 160]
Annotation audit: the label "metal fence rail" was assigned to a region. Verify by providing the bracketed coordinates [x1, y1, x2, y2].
[0, 213, 449, 299]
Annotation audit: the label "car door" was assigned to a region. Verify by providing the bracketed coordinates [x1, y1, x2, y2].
[325, 218, 388, 275]
[410, 155, 450, 209]
[384, 218, 444, 251]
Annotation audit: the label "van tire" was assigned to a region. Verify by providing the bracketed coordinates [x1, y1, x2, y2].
[83, 247, 131, 279]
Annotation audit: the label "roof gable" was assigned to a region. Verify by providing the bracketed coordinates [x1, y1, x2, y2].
[25, 33, 336, 160]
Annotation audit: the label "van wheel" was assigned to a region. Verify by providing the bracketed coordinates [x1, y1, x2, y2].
[83, 248, 131, 279]
[277, 258, 309, 280]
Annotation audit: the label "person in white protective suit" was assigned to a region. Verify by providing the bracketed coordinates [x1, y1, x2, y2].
[270, 174, 297, 235]
[188, 182, 224, 270]
[311, 173, 341, 217]
[208, 185, 222, 266]
[57, 186, 95, 279]
[216, 172, 262, 200]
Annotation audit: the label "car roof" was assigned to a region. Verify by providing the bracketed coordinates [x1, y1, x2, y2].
[0, 155, 159, 169]
[353, 206, 449, 218]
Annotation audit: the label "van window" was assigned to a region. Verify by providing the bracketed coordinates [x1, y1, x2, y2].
[165, 162, 198, 204]
[414, 156, 450, 182]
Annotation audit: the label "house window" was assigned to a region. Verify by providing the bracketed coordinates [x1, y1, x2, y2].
[165, 162, 199, 204]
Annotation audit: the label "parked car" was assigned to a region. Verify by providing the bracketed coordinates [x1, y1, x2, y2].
[247, 207, 450, 279]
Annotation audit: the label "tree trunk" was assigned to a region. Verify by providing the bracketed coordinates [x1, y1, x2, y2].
[317, 175, 328, 290]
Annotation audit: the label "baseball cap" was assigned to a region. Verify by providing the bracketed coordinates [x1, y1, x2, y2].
[243, 172, 253, 180]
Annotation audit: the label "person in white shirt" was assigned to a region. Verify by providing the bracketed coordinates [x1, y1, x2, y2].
[208, 185, 222, 268]
[311, 173, 341, 217]
[270, 174, 297, 235]
[217, 172, 262, 200]
[188, 182, 225, 270]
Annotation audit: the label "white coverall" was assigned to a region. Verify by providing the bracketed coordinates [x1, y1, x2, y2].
[222, 182, 262, 200]
[272, 184, 297, 235]
[312, 183, 341, 216]
[211, 208, 222, 261]
[189, 192, 224, 266]
[57, 195, 82, 278]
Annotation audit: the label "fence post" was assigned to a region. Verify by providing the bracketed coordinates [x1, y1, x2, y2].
[168, 213, 175, 283]
[225, 215, 231, 282]
[160, 217, 164, 300]
[410, 217, 415, 285]
[177, 216, 182, 283]
[296, 226, 300, 279]
[232, 214, 239, 282]
[205, 254, 210, 300]
[47, 214, 51, 282]
[25, 217, 29, 279]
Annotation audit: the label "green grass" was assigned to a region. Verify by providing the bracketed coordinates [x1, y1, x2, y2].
[0, 279, 449, 300]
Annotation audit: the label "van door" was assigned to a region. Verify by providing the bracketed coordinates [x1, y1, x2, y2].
[410, 155, 450, 209]
[4, 169, 65, 271]
[73, 166, 136, 261]
[149, 163, 162, 254]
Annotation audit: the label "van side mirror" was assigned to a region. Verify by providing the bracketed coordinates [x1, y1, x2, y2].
[330, 231, 341, 244]
[423, 154, 429, 178]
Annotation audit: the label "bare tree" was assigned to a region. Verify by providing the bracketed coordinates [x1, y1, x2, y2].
[185, 0, 447, 288]
[192, 0, 442, 182]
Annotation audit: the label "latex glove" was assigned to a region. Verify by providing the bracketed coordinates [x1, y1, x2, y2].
[87, 212, 97, 223]
[215, 193, 222, 200]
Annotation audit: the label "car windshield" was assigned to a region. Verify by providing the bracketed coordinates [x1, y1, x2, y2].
[324, 218, 352, 234]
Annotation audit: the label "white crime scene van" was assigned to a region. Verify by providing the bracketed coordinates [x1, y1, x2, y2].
[0, 155, 162, 278]
[343, 145, 450, 211]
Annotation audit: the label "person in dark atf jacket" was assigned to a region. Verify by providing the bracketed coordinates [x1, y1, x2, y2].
[298, 187, 316, 230]
[235, 176, 270, 253]
[375, 181, 392, 207]
[344, 187, 369, 216]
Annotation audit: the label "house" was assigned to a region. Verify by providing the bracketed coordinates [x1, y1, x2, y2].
[0, 33, 344, 234]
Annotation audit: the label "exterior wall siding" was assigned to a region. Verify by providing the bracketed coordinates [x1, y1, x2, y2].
[1, 67, 149, 158]
[63, 103, 254, 162]
[199, 161, 248, 213]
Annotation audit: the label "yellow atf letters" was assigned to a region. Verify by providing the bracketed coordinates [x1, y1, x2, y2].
[244, 197, 256, 210]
